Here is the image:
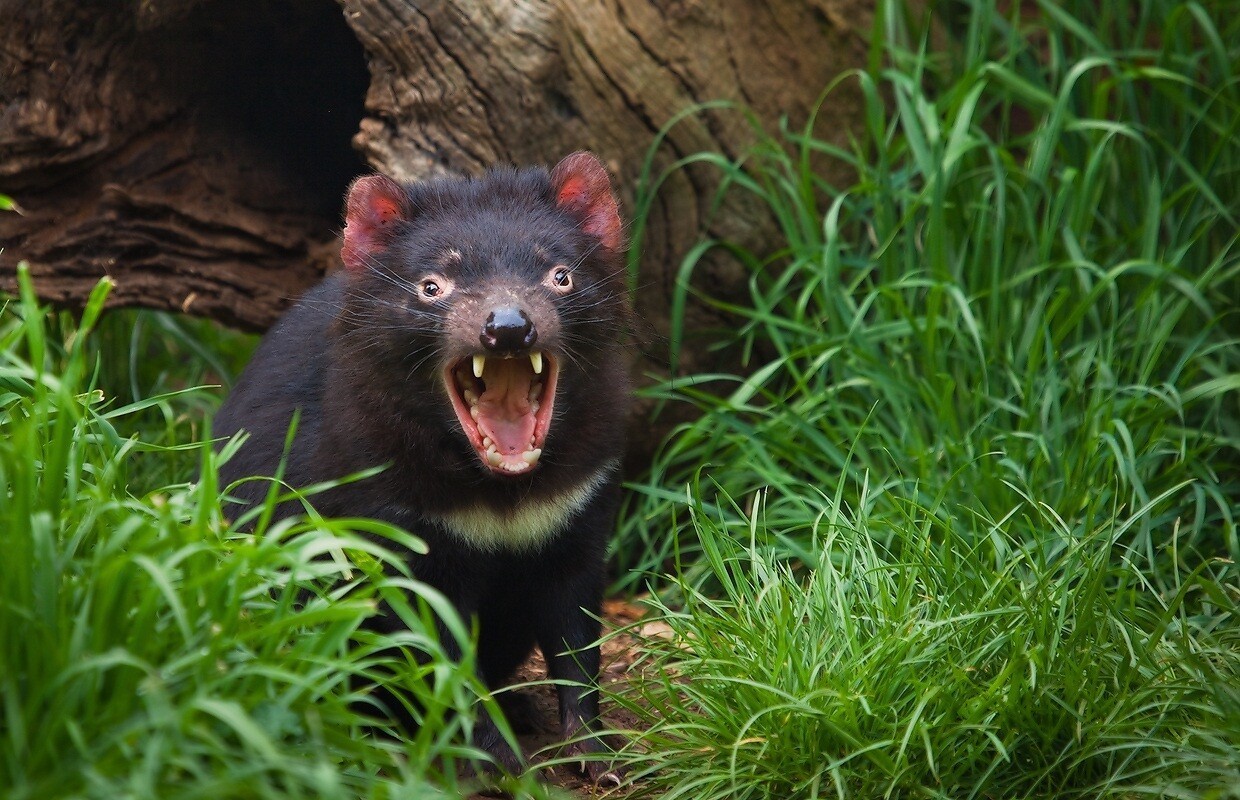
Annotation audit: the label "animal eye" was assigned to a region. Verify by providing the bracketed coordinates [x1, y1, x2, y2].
[416, 275, 451, 302]
[550, 267, 572, 290]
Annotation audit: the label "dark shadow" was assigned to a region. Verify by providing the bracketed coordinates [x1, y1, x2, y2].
[141, 0, 370, 220]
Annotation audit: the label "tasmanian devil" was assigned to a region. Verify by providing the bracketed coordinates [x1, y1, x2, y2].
[212, 152, 631, 783]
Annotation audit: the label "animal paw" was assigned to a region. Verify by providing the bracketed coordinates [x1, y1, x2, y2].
[563, 738, 627, 789]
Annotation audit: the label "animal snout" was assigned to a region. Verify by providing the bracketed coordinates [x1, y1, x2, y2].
[480, 306, 537, 353]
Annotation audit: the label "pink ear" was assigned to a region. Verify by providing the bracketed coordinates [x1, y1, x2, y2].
[550, 152, 622, 252]
[341, 174, 408, 271]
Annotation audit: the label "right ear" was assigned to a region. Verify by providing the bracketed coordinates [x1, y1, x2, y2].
[550, 152, 622, 252]
[341, 174, 408, 272]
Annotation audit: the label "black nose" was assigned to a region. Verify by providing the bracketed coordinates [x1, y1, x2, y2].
[480, 306, 537, 353]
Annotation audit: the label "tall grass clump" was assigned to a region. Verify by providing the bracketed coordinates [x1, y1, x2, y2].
[19, 307, 261, 499]
[84, 307, 258, 486]
[621, 0, 1239, 581]
[0, 266, 543, 799]
[619, 481, 1239, 798]
[616, 0, 1240, 796]
[0, 274, 259, 491]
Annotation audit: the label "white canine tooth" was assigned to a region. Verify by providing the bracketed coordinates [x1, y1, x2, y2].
[486, 448, 502, 466]
[530, 350, 543, 375]
[473, 354, 486, 379]
[522, 448, 542, 464]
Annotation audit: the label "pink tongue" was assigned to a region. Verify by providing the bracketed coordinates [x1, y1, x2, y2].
[475, 360, 536, 455]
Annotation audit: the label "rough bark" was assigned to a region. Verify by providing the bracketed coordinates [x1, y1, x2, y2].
[1, 0, 880, 454]
[0, 0, 369, 328]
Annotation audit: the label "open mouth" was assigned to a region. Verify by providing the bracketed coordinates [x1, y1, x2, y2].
[444, 351, 558, 476]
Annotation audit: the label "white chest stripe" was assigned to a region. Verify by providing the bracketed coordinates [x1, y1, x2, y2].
[430, 460, 619, 551]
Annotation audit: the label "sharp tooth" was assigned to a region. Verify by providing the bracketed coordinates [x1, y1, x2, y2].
[522, 448, 542, 464]
[530, 351, 543, 375]
[473, 354, 486, 378]
[486, 449, 503, 466]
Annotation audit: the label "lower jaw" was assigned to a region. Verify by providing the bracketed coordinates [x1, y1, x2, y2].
[483, 448, 543, 475]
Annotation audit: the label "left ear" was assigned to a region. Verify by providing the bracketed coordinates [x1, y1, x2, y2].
[550, 152, 622, 252]
[341, 174, 410, 272]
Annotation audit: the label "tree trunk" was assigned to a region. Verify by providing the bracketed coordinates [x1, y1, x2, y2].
[1, 0, 880, 450]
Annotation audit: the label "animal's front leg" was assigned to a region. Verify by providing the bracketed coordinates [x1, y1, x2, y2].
[535, 567, 624, 787]
[413, 580, 527, 778]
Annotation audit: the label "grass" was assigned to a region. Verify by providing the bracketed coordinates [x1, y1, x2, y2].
[619, 0, 1239, 582]
[65, 307, 257, 491]
[614, 0, 1240, 797]
[0, 266, 549, 799]
[618, 483, 1239, 798]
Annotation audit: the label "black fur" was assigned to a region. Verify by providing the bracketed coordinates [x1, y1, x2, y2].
[214, 163, 630, 779]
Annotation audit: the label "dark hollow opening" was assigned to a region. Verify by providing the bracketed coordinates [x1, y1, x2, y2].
[142, 0, 370, 222]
